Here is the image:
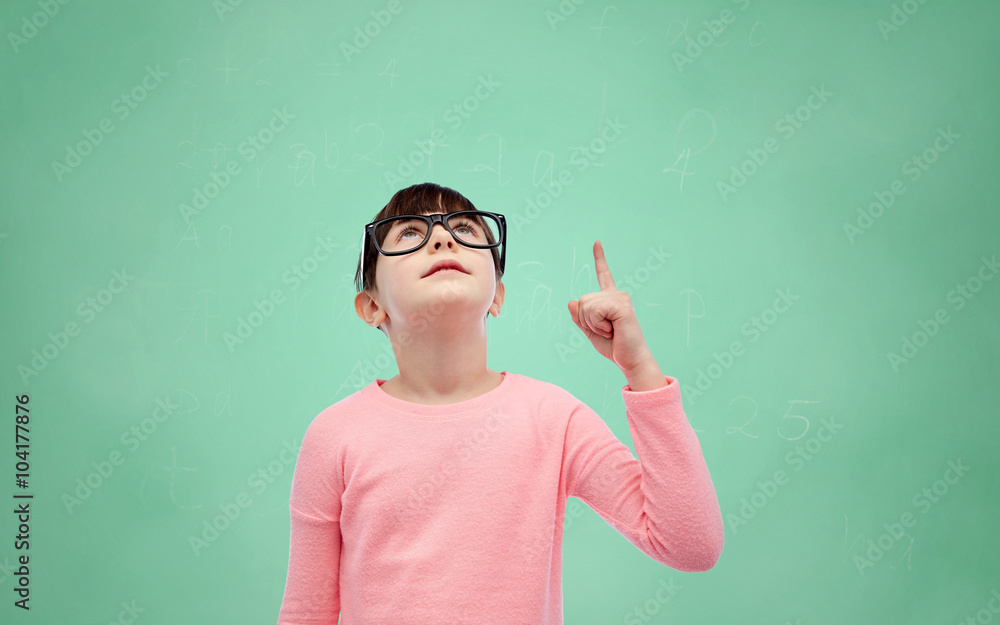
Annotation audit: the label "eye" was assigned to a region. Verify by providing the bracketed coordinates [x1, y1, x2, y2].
[452, 219, 479, 237]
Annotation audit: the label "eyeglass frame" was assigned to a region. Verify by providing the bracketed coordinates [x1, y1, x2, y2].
[360, 211, 507, 286]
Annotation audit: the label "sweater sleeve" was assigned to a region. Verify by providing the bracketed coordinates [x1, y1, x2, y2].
[563, 375, 724, 572]
[277, 417, 343, 624]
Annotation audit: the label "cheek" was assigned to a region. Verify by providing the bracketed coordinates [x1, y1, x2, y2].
[477, 251, 497, 273]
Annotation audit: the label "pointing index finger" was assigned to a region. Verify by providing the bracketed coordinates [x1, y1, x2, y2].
[594, 241, 617, 291]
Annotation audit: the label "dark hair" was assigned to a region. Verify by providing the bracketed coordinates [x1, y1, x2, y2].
[354, 182, 503, 295]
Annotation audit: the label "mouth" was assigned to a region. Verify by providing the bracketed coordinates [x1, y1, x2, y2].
[423, 261, 468, 278]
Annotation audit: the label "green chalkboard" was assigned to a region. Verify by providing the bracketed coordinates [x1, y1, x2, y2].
[2, 0, 998, 623]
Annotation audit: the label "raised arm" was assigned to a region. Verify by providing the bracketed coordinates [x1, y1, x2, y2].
[564, 240, 723, 570]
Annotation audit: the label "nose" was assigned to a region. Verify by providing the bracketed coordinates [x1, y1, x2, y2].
[427, 221, 457, 249]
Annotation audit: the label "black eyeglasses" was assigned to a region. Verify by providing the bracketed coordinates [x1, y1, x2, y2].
[360, 211, 506, 281]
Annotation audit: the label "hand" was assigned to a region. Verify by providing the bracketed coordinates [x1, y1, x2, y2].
[567, 241, 656, 375]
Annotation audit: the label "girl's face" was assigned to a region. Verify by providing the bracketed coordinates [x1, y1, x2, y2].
[371, 211, 503, 328]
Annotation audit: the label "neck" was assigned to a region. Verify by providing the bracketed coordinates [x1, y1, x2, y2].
[383, 313, 497, 404]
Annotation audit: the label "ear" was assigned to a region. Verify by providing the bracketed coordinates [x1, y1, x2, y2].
[355, 291, 387, 329]
[489, 280, 505, 317]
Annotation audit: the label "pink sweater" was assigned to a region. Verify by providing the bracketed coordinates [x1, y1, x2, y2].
[277, 371, 723, 624]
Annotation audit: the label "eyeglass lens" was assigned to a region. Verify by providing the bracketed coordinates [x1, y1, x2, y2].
[375, 213, 501, 254]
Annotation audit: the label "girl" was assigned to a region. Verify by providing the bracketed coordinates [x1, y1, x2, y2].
[277, 182, 723, 624]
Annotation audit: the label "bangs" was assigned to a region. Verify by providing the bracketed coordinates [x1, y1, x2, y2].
[378, 185, 476, 221]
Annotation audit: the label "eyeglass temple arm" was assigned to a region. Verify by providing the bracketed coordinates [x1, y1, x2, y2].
[360, 229, 367, 286]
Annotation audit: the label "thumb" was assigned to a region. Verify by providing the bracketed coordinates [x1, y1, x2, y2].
[567, 300, 581, 328]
